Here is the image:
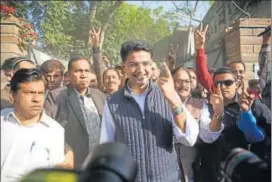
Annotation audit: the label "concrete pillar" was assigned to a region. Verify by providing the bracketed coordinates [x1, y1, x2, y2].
[1, 15, 28, 64]
[224, 18, 271, 79]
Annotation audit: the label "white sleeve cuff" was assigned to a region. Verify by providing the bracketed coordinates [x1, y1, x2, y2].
[172, 103, 199, 147]
[200, 122, 224, 143]
[199, 103, 224, 143]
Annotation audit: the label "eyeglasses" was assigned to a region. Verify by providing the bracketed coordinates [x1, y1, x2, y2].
[214, 80, 235, 87]
[175, 79, 191, 86]
[127, 61, 152, 69]
[180, 80, 191, 84]
[232, 70, 244, 74]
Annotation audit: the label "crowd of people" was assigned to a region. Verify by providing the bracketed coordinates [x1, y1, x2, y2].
[0, 25, 271, 182]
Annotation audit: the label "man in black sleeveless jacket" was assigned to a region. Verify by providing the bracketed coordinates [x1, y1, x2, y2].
[194, 67, 271, 182]
[99, 40, 215, 182]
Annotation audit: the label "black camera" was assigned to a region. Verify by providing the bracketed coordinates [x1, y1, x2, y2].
[79, 142, 137, 182]
[20, 142, 138, 182]
[218, 148, 270, 182]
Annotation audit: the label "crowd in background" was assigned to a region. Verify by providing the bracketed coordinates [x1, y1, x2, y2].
[1, 25, 271, 182]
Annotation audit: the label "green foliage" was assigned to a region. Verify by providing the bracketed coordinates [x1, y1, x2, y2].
[101, 3, 178, 64]
[39, 2, 75, 59]
[9, 1, 29, 18]
[9, 1, 179, 64]
[208, 0, 214, 6]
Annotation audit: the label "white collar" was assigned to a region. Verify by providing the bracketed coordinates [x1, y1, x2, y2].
[5, 108, 52, 127]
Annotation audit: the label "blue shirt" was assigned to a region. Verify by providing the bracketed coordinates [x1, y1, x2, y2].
[238, 109, 265, 143]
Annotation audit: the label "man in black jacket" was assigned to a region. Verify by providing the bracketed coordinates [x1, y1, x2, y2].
[194, 67, 271, 182]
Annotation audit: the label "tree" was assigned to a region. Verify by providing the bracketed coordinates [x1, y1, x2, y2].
[102, 3, 179, 64]
[6, 1, 179, 65]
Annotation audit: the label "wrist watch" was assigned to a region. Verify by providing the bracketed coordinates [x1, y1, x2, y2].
[214, 112, 224, 121]
[173, 106, 184, 116]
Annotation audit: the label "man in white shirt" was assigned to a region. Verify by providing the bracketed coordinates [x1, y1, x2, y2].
[99, 40, 221, 182]
[172, 66, 224, 182]
[1, 68, 65, 182]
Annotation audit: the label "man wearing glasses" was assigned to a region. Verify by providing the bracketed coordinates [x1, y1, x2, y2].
[172, 66, 224, 182]
[195, 67, 271, 182]
[100, 40, 207, 182]
[1, 69, 66, 182]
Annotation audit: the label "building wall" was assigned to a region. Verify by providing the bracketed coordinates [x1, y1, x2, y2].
[152, 27, 195, 67]
[1, 15, 65, 66]
[199, 0, 271, 79]
[1, 17, 27, 64]
[225, 18, 271, 78]
[203, 1, 271, 51]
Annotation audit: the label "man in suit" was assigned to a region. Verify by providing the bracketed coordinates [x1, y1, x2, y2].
[44, 57, 106, 168]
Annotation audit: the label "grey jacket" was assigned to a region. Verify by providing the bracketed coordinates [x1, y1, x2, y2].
[44, 86, 106, 168]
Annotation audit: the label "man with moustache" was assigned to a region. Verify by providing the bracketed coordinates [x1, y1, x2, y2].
[196, 67, 271, 182]
[40, 59, 65, 92]
[99, 40, 224, 182]
[195, 25, 251, 96]
[102, 68, 121, 95]
[150, 61, 160, 83]
[172, 66, 224, 182]
[45, 57, 106, 168]
[192, 25, 270, 181]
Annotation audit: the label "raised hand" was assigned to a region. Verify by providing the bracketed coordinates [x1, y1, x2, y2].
[89, 27, 101, 47]
[166, 44, 179, 71]
[209, 84, 224, 116]
[158, 62, 180, 108]
[195, 24, 209, 49]
[238, 80, 255, 111]
[102, 56, 110, 67]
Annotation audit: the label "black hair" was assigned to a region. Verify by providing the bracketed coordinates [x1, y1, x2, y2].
[171, 65, 191, 81]
[209, 68, 216, 74]
[102, 68, 121, 82]
[213, 67, 237, 80]
[184, 66, 197, 77]
[227, 61, 246, 71]
[120, 40, 153, 62]
[11, 57, 35, 70]
[10, 68, 44, 93]
[40, 59, 65, 74]
[1, 57, 26, 71]
[184, 66, 195, 72]
[67, 56, 92, 71]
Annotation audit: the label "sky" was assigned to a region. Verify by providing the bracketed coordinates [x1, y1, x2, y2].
[126, 1, 211, 26]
